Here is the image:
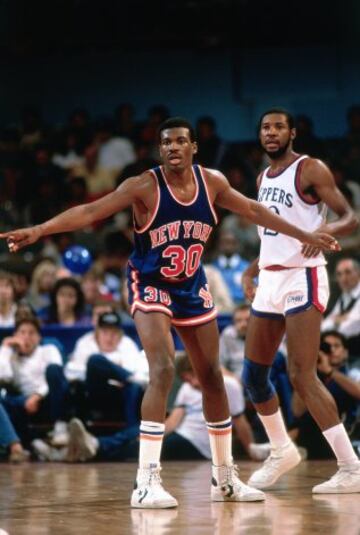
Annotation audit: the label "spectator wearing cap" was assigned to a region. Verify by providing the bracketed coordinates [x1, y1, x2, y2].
[65, 311, 148, 426]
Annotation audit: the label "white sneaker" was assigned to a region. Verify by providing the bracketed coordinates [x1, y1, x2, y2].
[66, 418, 99, 462]
[312, 462, 360, 494]
[211, 464, 265, 502]
[50, 421, 70, 447]
[32, 439, 68, 462]
[249, 442, 272, 461]
[247, 441, 301, 489]
[131, 465, 178, 509]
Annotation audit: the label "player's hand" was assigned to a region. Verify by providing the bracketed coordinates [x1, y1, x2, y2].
[0, 226, 42, 253]
[301, 231, 341, 252]
[242, 274, 257, 302]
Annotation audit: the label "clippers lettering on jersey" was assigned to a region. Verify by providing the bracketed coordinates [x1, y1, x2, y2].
[150, 220, 212, 249]
[258, 186, 293, 208]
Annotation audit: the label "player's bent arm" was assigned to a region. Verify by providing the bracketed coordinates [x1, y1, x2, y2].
[303, 159, 359, 236]
[165, 407, 185, 435]
[0, 174, 153, 251]
[211, 171, 335, 246]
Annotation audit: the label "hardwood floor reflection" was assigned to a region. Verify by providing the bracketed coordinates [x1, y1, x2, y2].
[0, 461, 359, 534]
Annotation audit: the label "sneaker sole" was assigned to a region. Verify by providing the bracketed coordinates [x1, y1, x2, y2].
[247, 449, 302, 489]
[131, 500, 178, 509]
[312, 486, 360, 494]
[211, 491, 265, 502]
[68, 420, 96, 461]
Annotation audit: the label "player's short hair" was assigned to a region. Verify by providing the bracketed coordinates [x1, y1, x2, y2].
[257, 108, 295, 133]
[158, 117, 196, 142]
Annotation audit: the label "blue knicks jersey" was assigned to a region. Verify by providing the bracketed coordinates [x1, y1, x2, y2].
[129, 165, 218, 281]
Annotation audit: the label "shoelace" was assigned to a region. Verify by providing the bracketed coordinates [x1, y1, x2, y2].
[221, 464, 239, 486]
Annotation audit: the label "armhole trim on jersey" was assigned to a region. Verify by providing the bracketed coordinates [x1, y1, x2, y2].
[133, 169, 161, 234]
[197, 166, 218, 224]
[294, 158, 320, 206]
[160, 165, 199, 206]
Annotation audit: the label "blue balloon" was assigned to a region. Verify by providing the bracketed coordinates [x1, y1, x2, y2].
[62, 245, 93, 275]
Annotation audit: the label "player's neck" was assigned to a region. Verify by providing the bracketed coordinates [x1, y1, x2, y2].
[268, 150, 299, 172]
[163, 165, 193, 184]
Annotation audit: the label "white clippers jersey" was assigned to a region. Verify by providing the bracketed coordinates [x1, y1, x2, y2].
[257, 155, 327, 269]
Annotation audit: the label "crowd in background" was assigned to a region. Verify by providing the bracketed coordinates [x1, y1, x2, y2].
[0, 103, 359, 464]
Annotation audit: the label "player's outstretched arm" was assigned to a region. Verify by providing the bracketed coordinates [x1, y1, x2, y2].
[0, 175, 147, 252]
[211, 170, 339, 250]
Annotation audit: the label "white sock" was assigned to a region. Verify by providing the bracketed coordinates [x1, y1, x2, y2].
[258, 409, 289, 449]
[139, 420, 165, 468]
[206, 417, 233, 466]
[322, 423, 359, 466]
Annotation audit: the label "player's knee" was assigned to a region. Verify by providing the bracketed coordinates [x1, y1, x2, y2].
[288, 364, 316, 395]
[241, 358, 275, 404]
[197, 364, 223, 391]
[149, 354, 175, 391]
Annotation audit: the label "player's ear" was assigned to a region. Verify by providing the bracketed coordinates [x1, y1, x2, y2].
[290, 127, 296, 141]
[192, 142, 198, 154]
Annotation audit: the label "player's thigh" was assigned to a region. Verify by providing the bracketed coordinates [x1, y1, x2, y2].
[286, 306, 322, 372]
[134, 310, 175, 366]
[176, 319, 220, 374]
[245, 314, 285, 364]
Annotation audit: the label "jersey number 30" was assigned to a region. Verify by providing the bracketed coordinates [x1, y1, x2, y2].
[160, 244, 204, 278]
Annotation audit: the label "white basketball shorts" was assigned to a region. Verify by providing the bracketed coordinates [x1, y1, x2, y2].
[251, 266, 329, 318]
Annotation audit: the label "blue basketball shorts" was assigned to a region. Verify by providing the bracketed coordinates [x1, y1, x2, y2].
[127, 262, 217, 327]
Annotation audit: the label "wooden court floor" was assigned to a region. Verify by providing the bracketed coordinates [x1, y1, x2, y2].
[0, 460, 359, 535]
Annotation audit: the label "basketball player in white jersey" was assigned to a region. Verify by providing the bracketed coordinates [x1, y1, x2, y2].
[242, 108, 360, 494]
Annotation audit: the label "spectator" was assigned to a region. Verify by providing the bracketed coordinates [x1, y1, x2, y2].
[52, 129, 84, 171]
[203, 265, 234, 313]
[291, 330, 360, 459]
[65, 311, 147, 425]
[114, 103, 138, 142]
[0, 318, 67, 447]
[219, 213, 260, 260]
[39, 277, 89, 326]
[118, 141, 159, 184]
[0, 401, 30, 462]
[293, 114, 325, 159]
[0, 272, 17, 327]
[322, 258, 360, 361]
[212, 230, 250, 304]
[28, 259, 57, 311]
[81, 268, 113, 317]
[94, 118, 136, 173]
[62, 354, 270, 463]
[195, 116, 226, 168]
[219, 304, 250, 381]
[70, 143, 118, 200]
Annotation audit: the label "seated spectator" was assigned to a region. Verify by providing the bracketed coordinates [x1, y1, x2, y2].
[203, 265, 234, 313]
[0, 318, 68, 447]
[212, 230, 250, 304]
[61, 354, 270, 463]
[219, 304, 250, 381]
[70, 143, 118, 200]
[219, 213, 260, 260]
[28, 259, 57, 311]
[0, 401, 30, 463]
[94, 117, 136, 173]
[81, 268, 113, 317]
[0, 272, 17, 327]
[291, 330, 360, 459]
[65, 311, 147, 425]
[39, 277, 90, 326]
[196, 116, 226, 168]
[52, 128, 84, 171]
[322, 258, 360, 361]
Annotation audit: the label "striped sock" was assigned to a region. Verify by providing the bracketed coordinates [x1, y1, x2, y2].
[139, 420, 165, 468]
[206, 417, 233, 466]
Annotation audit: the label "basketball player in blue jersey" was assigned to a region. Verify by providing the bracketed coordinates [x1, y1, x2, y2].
[0, 117, 339, 509]
[242, 108, 360, 494]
